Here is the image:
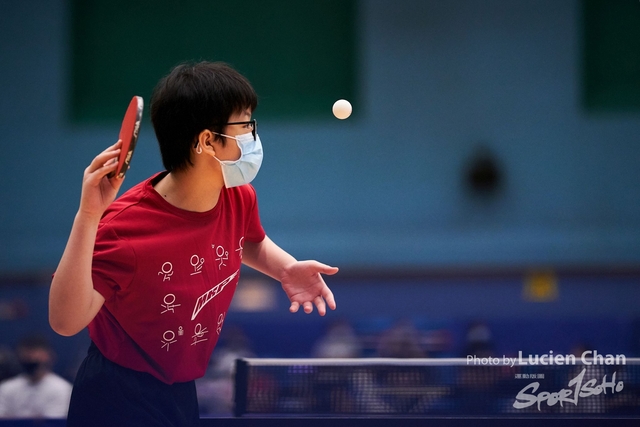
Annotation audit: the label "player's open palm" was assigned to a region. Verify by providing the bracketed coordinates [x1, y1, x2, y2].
[280, 261, 338, 316]
[79, 141, 125, 218]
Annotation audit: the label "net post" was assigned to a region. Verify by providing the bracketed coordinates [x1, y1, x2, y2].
[233, 358, 248, 417]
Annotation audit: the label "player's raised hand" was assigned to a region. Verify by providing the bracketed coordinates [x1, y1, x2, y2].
[78, 141, 125, 218]
[280, 260, 338, 316]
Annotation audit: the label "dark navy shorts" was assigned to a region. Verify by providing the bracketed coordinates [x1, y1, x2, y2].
[67, 342, 200, 427]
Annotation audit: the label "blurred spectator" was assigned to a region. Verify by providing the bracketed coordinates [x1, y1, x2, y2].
[311, 319, 362, 358]
[376, 319, 426, 358]
[197, 326, 254, 416]
[0, 346, 20, 383]
[463, 320, 494, 358]
[0, 335, 72, 419]
[454, 322, 501, 415]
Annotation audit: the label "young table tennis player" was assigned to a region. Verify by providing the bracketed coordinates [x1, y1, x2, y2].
[49, 61, 338, 426]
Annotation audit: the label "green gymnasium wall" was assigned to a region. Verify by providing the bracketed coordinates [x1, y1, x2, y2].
[582, 0, 640, 112]
[69, 0, 357, 123]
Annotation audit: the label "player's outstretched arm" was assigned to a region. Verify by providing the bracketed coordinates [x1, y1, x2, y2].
[49, 141, 124, 336]
[242, 236, 338, 316]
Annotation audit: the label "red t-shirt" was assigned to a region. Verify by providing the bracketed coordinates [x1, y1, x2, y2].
[88, 172, 266, 384]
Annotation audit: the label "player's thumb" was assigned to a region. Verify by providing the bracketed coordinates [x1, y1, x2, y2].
[315, 262, 339, 275]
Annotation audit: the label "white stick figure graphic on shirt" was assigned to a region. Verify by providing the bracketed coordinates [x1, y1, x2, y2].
[161, 330, 177, 351]
[235, 237, 244, 260]
[191, 323, 208, 346]
[190, 254, 205, 275]
[213, 245, 228, 269]
[216, 313, 225, 335]
[161, 294, 181, 314]
[158, 262, 174, 281]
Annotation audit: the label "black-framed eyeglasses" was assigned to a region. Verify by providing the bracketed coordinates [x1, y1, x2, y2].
[224, 119, 257, 141]
[195, 120, 257, 148]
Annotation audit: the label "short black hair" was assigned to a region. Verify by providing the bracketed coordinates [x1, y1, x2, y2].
[150, 61, 258, 172]
[17, 335, 51, 352]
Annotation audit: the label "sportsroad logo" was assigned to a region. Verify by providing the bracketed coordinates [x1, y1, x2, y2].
[513, 367, 624, 410]
[466, 350, 628, 411]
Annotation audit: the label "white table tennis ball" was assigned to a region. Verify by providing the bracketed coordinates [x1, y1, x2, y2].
[332, 99, 352, 119]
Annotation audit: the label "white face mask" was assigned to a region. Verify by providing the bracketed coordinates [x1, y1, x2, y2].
[214, 131, 263, 188]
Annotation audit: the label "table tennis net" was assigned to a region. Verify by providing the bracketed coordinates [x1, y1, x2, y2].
[234, 357, 640, 417]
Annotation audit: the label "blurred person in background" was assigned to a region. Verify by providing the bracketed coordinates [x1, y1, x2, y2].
[311, 319, 362, 358]
[0, 335, 72, 418]
[463, 320, 495, 358]
[376, 319, 426, 358]
[0, 346, 20, 383]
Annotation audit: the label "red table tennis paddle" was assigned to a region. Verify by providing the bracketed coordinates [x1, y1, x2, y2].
[110, 96, 143, 179]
